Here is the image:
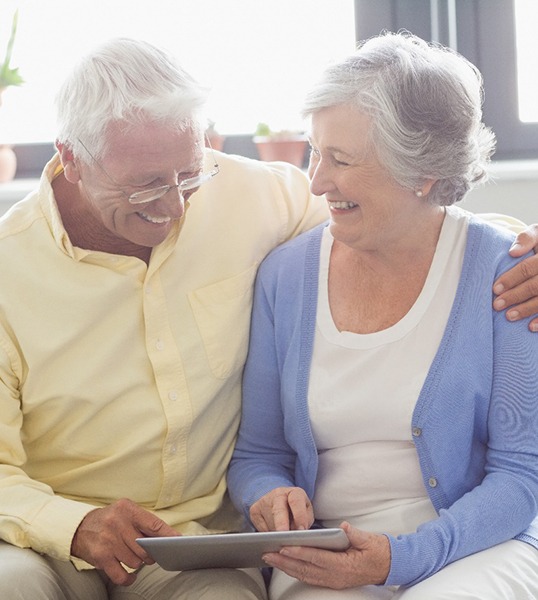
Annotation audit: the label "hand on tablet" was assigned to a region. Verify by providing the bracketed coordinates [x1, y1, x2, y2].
[262, 521, 390, 589]
[71, 498, 180, 586]
[249, 486, 314, 532]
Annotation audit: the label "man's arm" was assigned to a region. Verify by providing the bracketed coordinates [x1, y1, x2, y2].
[492, 224, 538, 332]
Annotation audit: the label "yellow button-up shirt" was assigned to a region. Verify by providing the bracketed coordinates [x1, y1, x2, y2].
[0, 151, 328, 565]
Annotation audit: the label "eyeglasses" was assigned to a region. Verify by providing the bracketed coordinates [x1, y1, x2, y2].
[76, 137, 219, 205]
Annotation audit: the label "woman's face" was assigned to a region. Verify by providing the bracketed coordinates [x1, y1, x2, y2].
[308, 104, 423, 252]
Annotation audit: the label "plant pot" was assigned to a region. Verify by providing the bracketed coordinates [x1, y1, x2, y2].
[206, 132, 225, 152]
[0, 145, 16, 183]
[254, 136, 308, 168]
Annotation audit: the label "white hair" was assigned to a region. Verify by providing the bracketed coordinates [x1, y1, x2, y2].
[55, 38, 209, 160]
[303, 31, 496, 205]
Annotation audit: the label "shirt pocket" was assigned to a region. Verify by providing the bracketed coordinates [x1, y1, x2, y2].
[188, 263, 258, 379]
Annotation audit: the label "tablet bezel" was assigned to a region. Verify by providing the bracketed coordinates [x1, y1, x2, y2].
[136, 527, 350, 571]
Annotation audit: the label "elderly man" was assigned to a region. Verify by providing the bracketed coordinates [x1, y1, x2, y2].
[0, 38, 536, 600]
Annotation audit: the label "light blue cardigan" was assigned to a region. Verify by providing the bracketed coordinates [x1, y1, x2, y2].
[228, 217, 538, 587]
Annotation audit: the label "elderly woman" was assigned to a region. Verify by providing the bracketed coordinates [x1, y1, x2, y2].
[227, 32, 538, 599]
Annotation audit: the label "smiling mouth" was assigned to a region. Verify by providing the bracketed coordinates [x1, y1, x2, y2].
[328, 201, 358, 210]
[137, 211, 172, 225]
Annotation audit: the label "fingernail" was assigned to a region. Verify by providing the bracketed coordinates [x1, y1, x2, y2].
[493, 298, 506, 310]
[507, 310, 520, 321]
[493, 284, 505, 295]
[510, 242, 522, 251]
[531, 322, 538, 333]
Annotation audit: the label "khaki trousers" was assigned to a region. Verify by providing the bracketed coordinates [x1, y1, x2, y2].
[0, 541, 267, 600]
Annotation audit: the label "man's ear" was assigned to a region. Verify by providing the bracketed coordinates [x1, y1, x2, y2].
[56, 139, 81, 184]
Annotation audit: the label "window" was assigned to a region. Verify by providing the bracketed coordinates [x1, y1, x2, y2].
[514, 0, 538, 123]
[0, 0, 356, 144]
[354, 0, 538, 160]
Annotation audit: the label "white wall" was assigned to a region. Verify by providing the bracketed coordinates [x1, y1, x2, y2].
[460, 161, 538, 225]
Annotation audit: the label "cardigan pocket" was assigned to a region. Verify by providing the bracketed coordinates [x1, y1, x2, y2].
[188, 263, 258, 379]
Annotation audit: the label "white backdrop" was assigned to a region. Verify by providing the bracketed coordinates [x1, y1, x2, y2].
[0, 0, 356, 144]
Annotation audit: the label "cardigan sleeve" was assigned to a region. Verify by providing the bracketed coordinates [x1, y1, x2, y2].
[386, 224, 538, 586]
[227, 257, 299, 521]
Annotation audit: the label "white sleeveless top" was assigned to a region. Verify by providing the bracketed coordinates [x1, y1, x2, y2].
[308, 206, 469, 536]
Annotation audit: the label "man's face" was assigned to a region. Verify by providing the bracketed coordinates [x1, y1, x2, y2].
[76, 122, 204, 250]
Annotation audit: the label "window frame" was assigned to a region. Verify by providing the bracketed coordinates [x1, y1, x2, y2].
[354, 0, 538, 160]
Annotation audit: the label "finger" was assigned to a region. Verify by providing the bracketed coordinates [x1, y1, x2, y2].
[135, 511, 178, 539]
[263, 548, 341, 589]
[502, 298, 538, 324]
[494, 290, 538, 320]
[249, 499, 273, 532]
[287, 489, 313, 530]
[493, 256, 538, 297]
[508, 225, 538, 257]
[104, 559, 138, 587]
[133, 517, 179, 565]
[271, 494, 292, 531]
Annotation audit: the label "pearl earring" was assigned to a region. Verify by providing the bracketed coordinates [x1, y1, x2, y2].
[415, 189, 424, 197]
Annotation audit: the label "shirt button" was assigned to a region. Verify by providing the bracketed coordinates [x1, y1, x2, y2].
[156, 339, 164, 351]
[428, 477, 438, 488]
[170, 445, 177, 454]
[412, 427, 422, 437]
[168, 391, 178, 401]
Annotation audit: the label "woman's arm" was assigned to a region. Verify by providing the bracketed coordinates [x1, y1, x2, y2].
[227, 267, 298, 520]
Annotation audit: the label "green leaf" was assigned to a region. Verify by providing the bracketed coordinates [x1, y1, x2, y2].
[0, 10, 24, 88]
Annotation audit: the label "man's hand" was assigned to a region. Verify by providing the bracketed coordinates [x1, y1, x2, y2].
[493, 224, 538, 332]
[71, 498, 180, 586]
[249, 487, 314, 532]
[262, 522, 390, 589]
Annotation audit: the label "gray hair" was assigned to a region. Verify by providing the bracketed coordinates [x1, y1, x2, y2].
[55, 38, 209, 161]
[302, 31, 496, 205]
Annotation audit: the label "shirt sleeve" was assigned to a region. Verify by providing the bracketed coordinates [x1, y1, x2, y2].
[262, 161, 329, 241]
[0, 335, 96, 565]
[477, 212, 527, 234]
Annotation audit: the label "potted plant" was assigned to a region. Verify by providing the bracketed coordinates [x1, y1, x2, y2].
[0, 10, 24, 183]
[205, 120, 225, 152]
[0, 10, 24, 103]
[253, 122, 308, 168]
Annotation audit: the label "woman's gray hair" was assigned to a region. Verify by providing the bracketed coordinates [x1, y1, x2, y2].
[302, 31, 496, 205]
[55, 38, 209, 161]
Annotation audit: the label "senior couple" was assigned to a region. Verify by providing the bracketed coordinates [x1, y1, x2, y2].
[0, 33, 536, 600]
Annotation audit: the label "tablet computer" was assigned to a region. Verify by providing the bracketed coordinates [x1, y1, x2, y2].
[136, 528, 350, 571]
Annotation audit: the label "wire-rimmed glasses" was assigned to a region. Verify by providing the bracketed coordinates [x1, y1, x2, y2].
[76, 137, 220, 205]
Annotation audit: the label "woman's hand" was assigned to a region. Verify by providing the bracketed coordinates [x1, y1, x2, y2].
[493, 224, 538, 332]
[249, 487, 314, 532]
[262, 521, 391, 589]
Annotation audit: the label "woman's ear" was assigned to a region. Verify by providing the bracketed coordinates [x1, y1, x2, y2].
[422, 178, 437, 197]
[56, 140, 81, 184]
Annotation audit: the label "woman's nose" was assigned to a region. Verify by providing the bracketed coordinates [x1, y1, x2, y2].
[308, 161, 331, 197]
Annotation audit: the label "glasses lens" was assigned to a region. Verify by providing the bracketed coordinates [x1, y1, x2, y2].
[129, 186, 170, 205]
[179, 167, 220, 192]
